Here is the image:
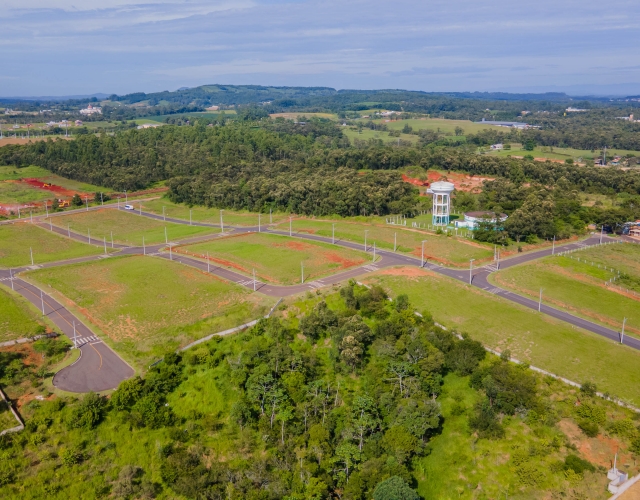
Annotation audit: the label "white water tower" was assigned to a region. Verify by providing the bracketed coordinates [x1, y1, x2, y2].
[427, 181, 455, 226]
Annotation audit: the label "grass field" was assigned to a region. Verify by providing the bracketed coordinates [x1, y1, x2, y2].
[275, 218, 495, 266]
[343, 127, 419, 144]
[486, 145, 640, 162]
[490, 249, 640, 336]
[366, 268, 640, 406]
[0, 181, 52, 205]
[52, 208, 219, 246]
[179, 232, 369, 285]
[25, 255, 274, 368]
[0, 286, 44, 342]
[372, 117, 506, 136]
[0, 222, 103, 268]
[270, 112, 337, 120]
[139, 198, 290, 227]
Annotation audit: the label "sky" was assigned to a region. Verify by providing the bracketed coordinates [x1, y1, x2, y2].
[2, 0, 640, 97]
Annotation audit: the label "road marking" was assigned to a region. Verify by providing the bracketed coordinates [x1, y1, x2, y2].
[363, 265, 378, 272]
[89, 341, 103, 370]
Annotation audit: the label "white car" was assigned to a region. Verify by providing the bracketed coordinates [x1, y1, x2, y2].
[124, 204, 134, 210]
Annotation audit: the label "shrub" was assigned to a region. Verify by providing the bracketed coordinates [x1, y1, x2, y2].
[609, 419, 637, 437]
[575, 403, 606, 425]
[564, 454, 595, 475]
[578, 419, 599, 438]
[580, 382, 597, 397]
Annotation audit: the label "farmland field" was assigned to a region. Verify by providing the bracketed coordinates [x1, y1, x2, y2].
[490, 246, 640, 335]
[0, 222, 103, 268]
[485, 145, 640, 162]
[178, 232, 369, 285]
[52, 208, 219, 245]
[274, 218, 494, 266]
[0, 286, 44, 342]
[343, 127, 419, 144]
[367, 268, 640, 406]
[372, 117, 506, 135]
[25, 255, 275, 368]
[140, 198, 290, 227]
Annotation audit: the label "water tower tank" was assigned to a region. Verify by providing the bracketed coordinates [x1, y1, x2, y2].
[426, 181, 455, 226]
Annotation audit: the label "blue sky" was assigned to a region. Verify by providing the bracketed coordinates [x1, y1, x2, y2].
[2, 0, 640, 96]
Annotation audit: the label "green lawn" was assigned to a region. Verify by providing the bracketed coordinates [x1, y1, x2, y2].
[140, 198, 290, 227]
[0, 181, 52, 205]
[52, 208, 219, 246]
[367, 269, 640, 406]
[0, 222, 103, 268]
[179, 232, 369, 285]
[491, 252, 640, 336]
[25, 255, 275, 369]
[275, 218, 494, 267]
[343, 127, 419, 144]
[0, 286, 44, 342]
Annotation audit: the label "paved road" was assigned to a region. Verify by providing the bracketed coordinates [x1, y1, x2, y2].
[1, 204, 636, 393]
[0, 274, 134, 392]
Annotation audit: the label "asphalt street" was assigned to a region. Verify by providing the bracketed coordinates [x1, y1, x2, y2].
[1, 204, 637, 393]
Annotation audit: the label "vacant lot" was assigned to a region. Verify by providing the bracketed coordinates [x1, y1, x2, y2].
[275, 218, 494, 266]
[0, 181, 52, 206]
[343, 127, 419, 144]
[367, 268, 640, 406]
[0, 286, 44, 342]
[0, 222, 103, 268]
[140, 198, 289, 227]
[0, 165, 107, 193]
[52, 208, 219, 246]
[491, 251, 640, 335]
[25, 256, 274, 368]
[179, 232, 369, 284]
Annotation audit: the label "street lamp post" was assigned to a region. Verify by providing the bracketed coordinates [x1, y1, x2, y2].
[421, 240, 427, 267]
[220, 210, 224, 233]
[538, 288, 544, 312]
[289, 216, 292, 237]
[621, 317, 627, 344]
[258, 213, 261, 233]
[364, 230, 369, 252]
[332, 223, 336, 244]
[469, 259, 475, 284]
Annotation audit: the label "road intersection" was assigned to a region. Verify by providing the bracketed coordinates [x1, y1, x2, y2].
[1, 205, 636, 392]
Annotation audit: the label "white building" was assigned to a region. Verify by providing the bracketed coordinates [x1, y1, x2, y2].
[455, 211, 508, 230]
[79, 104, 102, 115]
[490, 143, 503, 150]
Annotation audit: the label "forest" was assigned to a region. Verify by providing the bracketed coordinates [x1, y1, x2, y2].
[1, 115, 639, 239]
[2, 283, 634, 499]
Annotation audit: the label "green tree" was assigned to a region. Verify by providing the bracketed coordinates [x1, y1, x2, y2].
[372, 476, 420, 500]
[71, 193, 83, 207]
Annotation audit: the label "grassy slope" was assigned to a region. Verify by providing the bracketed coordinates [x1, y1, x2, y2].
[52, 208, 219, 246]
[491, 256, 640, 335]
[180, 232, 369, 285]
[0, 223, 103, 268]
[0, 286, 44, 342]
[343, 128, 419, 144]
[0, 182, 52, 204]
[25, 255, 274, 368]
[277, 218, 494, 266]
[366, 269, 640, 406]
[140, 198, 290, 227]
[0, 165, 108, 192]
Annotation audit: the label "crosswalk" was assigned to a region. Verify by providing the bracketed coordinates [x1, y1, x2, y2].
[306, 281, 324, 289]
[72, 335, 101, 347]
[485, 287, 504, 295]
[238, 279, 258, 287]
[483, 264, 498, 272]
[363, 264, 379, 272]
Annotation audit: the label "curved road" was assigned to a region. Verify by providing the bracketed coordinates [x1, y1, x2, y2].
[1, 205, 637, 393]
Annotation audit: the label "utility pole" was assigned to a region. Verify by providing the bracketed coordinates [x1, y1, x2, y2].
[258, 213, 261, 233]
[253, 268, 256, 291]
[9, 268, 13, 290]
[301, 261, 304, 284]
[332, 223, 336, 244]
[421, 240, 427, 267]
[394, 232, 397, 252]
[45, 202, 49, 218]
[40, 290, 45, 317]
[163, 206, 166, 221]
[30, 210, 33, 223]
[621, 317, 627, 344]
[552, 236, 555, 255]
[85, 196, 89, 211]
[124, 190, 127, 203]
[189, 209, 192, 225]
[469, 259, 475, 284]
[165, 227, 168, 244]
[143, 236, 145, 255]
[103, 237, 107, 255]
[169, 244, 172, 260]
[111, 231, 114, 248]
[289, 216, 292, 237]
[30, 247, 34, 266]
[207, 252, 210, 273]
[100, 192, 104, 206]
[538, 288, 543, 312]
[600, 225, 603, 244]
[88, 229, 91, 244]
[220, 210, 224, 233]
[364, 230, 369, 252]
[73, 321, 77, 348]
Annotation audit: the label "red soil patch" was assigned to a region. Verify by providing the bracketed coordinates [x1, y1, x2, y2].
[280, 241, 313, 251]
[401, 174, 429, 186]
[323, 251, 365, 269]
[557, 419, 630, 469]
[22, 178, 79, 198]
[174, 248, 251, 274]
[426, 170, 494, 193]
